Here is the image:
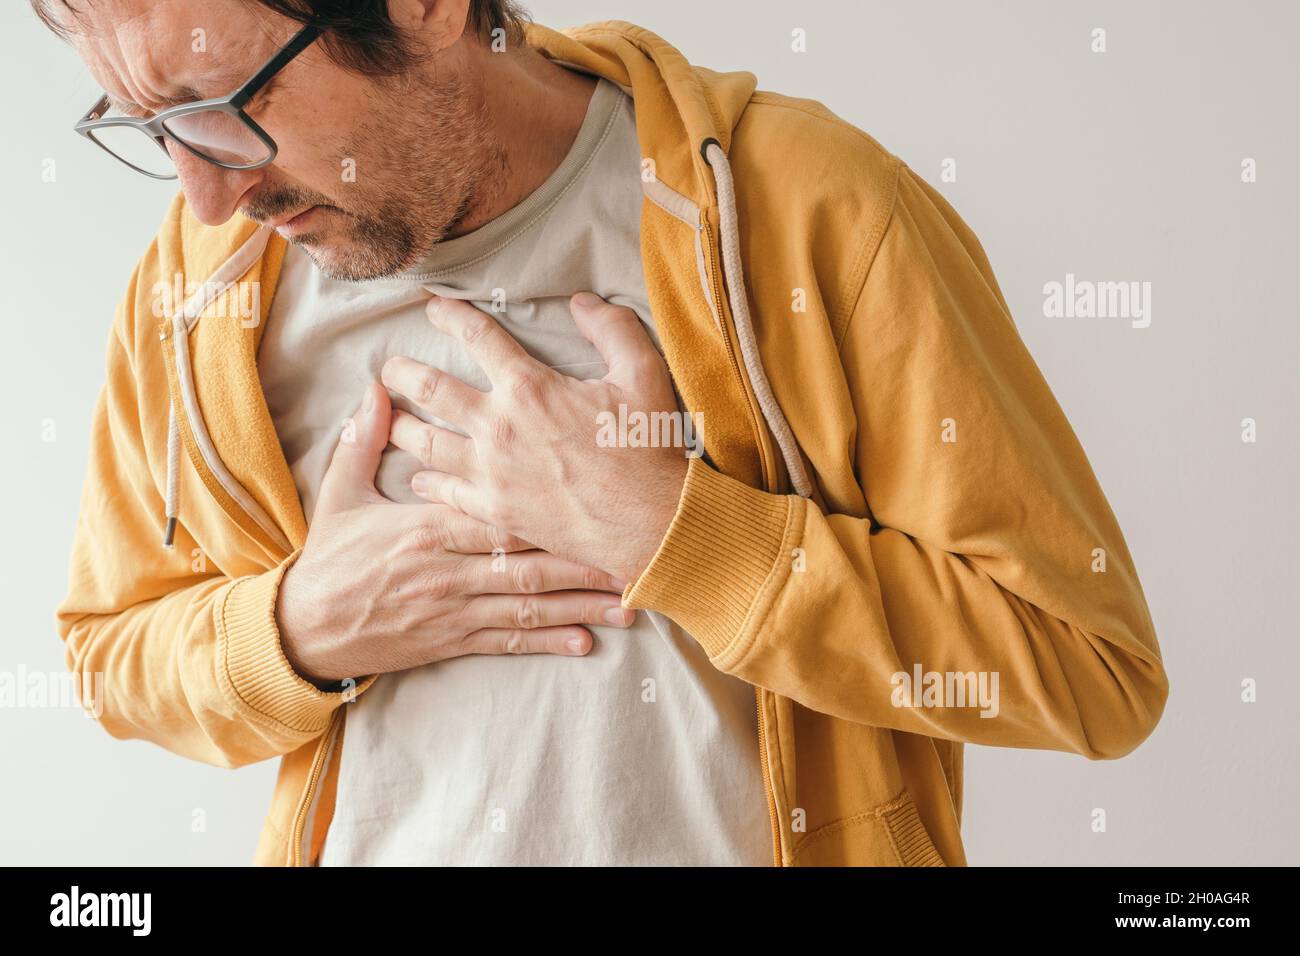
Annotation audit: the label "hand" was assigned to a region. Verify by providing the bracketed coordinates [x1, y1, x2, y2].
[381, 292, 690, 583]
[275, 382, 634, 687]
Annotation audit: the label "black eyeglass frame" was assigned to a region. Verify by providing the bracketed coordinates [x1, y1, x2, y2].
[73, 22, 324, 181]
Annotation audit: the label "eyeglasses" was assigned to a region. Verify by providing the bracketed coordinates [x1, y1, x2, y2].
[74, 22, 323, 181]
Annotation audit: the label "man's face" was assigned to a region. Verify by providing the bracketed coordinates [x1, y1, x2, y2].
[65, 0, 498, 280]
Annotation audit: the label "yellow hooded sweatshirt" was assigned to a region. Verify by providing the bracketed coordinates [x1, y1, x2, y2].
[56, 21, 1168, 866]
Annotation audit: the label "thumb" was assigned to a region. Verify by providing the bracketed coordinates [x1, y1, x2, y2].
[569, 292, 666, 388]
[318, 382, 392, 510]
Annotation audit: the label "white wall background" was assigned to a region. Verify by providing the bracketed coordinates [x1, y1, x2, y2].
[1, 0, 1296, 865]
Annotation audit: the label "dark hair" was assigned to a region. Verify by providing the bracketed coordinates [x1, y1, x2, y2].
[31, 0, 532, 75]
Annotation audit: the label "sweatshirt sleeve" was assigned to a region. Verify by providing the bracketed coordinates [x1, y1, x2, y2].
[625, 166, 1168, 759]
[55, 289, 368, 769]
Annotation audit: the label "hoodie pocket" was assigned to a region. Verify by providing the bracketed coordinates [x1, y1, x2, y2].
[792, 788, 948, 866]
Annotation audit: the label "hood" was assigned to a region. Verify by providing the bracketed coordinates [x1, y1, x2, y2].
[523, 20, 759, 211]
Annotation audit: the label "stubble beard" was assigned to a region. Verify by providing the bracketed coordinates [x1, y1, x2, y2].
[255, 67, 506, 283]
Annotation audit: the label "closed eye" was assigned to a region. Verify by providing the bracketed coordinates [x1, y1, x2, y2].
[104, 96, 151, 119]
[105, 86, 206, 120]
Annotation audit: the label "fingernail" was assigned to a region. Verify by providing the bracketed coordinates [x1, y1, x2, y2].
[426, 294, 443, 319]
[411, 472, 429, 495]
[566, 636, 586, 654]
[362, 388, 375, 413]
[604, 606, 634, 626]
[571, 291, 602, 311]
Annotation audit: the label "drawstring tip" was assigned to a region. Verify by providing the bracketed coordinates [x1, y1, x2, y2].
[162, 517, 177, 549]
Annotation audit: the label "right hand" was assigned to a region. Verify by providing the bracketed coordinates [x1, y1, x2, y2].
[276, 382, 634, 686]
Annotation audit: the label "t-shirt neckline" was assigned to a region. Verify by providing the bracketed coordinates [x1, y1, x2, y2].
[398, 75, 626, 279]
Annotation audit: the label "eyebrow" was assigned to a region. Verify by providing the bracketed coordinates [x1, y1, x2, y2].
[106, 86, 204, 115]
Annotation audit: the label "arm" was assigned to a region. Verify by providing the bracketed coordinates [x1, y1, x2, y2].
[625, 167, 1168, 759]
[56, 298, 357, 770]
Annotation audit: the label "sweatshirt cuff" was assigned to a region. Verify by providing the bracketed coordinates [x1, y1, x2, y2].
[624, 456, 797, 660]
[219, 550, 376, 734]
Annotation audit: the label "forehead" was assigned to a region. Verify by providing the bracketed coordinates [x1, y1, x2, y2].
[59, 0, 277, 104]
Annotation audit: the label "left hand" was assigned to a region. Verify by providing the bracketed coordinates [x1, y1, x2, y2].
[381, 292, 691, 583]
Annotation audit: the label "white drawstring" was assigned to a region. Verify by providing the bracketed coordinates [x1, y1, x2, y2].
[155, 225, 291, 554]
[703, 141, 813, 499]
[163, 400, 181, 548]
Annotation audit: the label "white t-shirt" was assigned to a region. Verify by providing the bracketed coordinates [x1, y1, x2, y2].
[258, 77, 772, 865]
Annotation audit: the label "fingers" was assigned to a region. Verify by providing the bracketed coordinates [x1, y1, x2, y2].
[431, 508, 534, 555]
[381, 355, 485, 428]
[410, 469, 489, 522]
[457, 550, 626, 595]
[568, 292, 666, 388]
[459, 625, 595, 657]
[317, 382, 392, 510]
[390, 409, 475, 477]
[465, 592, 636, 632]
[424, 294, 546, 387]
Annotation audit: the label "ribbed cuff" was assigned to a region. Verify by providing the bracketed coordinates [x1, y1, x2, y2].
[219, 550, 374, 734]
[624, 456, 796, 660]
[881, 792, 947, 866]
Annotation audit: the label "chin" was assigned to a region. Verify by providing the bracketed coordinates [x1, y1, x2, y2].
[296, 237, 408, 283]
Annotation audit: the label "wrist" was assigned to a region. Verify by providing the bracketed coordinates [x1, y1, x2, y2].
[622, 454, 690, 582]
[274, 559, 336, 688]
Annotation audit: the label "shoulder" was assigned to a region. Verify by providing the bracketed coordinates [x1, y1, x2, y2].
[737, 90, 902, 185]
[727, 90, 904, 337]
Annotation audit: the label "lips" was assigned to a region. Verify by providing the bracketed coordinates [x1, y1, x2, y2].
[270, 205, 323, 238]
[264, 208, 308, 229]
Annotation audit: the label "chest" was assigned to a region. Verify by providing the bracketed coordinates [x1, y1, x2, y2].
[258, 245, 662, 521]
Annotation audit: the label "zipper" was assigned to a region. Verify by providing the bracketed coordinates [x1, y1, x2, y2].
[160, 302, 331, 868]
[700, 214, 784, 866]
[699, 218, 780, 491]
[290, 709, 342, 866]
[754, 687, 783, 866]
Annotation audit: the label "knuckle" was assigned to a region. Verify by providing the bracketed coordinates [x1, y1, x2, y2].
[488, 522, 525, 553]
[417, 425, 441, 467]
[502, 629, 528, 655]
[415, 368, 444, 406]
[449, 625, 478, 659]
[510, 559, 544, 594]
[421, 559, 462, 597]
[489, 413, 517, 450]
[421, 568, 452, 598]
[486, 500, 512, 530]
[513, 598, 541, 629]
[507, 369, 544, 405]
[461, 313, 493, 346]
[405, 520, 445, 552]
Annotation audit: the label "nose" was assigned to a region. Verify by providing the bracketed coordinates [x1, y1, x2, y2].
[168, 140, 264, 226]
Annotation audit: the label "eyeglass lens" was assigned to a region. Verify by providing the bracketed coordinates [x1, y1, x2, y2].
[91, 108, 272, 177]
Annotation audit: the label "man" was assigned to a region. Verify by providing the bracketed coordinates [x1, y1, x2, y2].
[46, 0, 1168, 867]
